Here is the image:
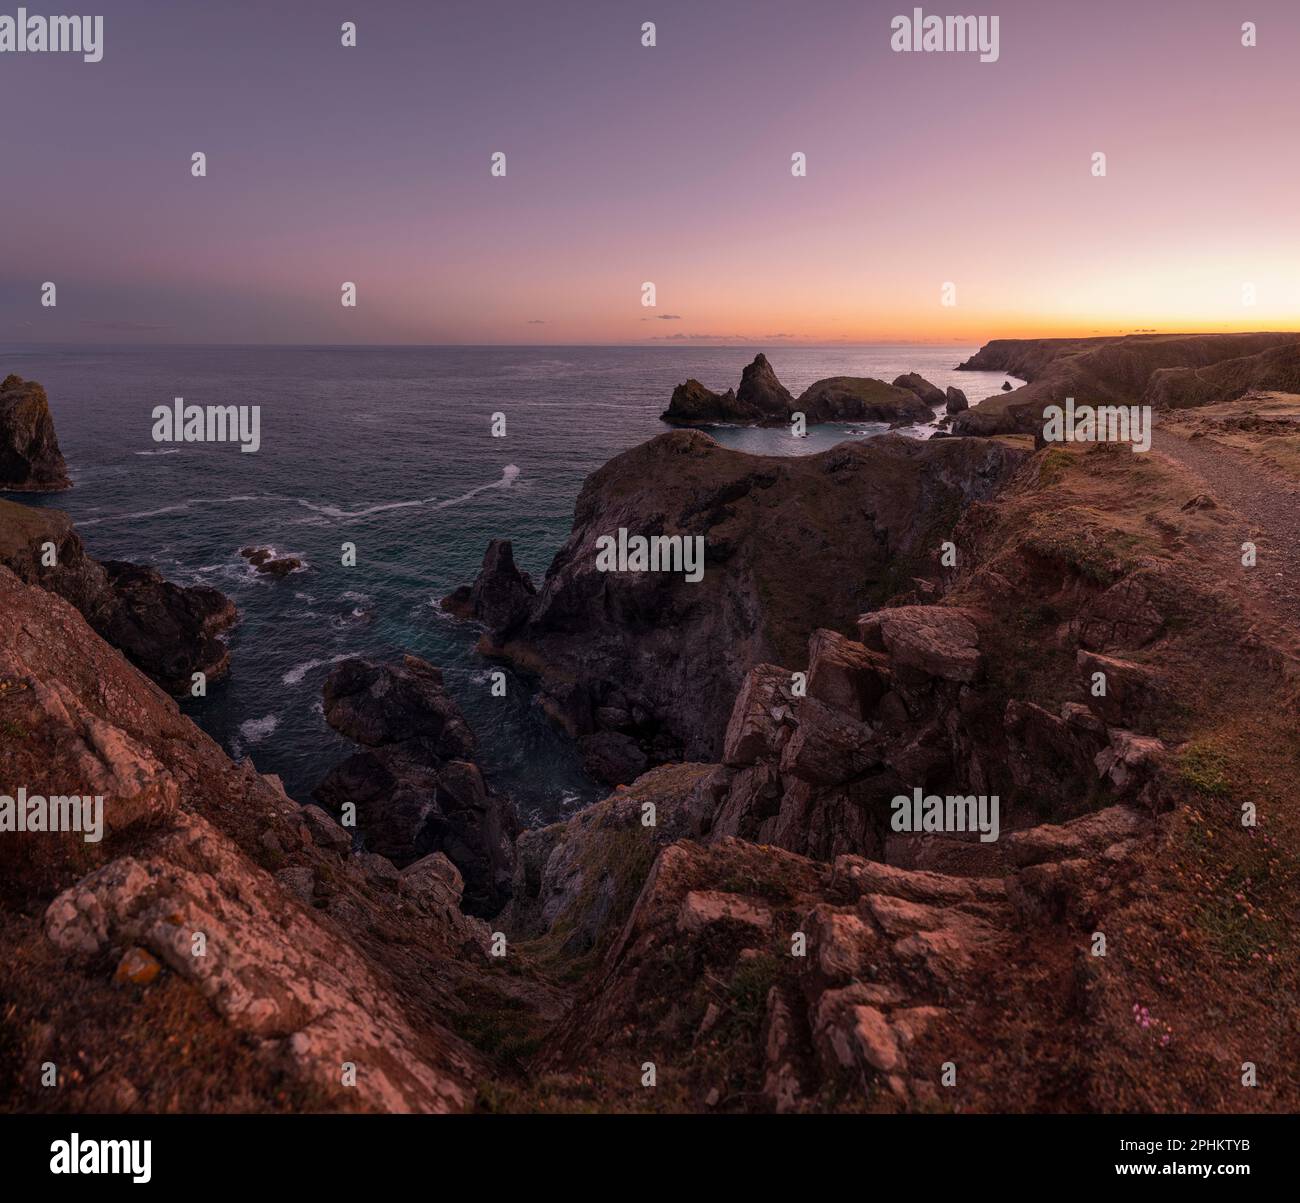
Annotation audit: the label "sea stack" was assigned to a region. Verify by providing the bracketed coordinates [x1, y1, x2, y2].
[0, 375, 71, 491]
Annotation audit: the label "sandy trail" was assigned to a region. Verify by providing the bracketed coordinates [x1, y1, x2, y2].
[1151, 424, 1300, 635]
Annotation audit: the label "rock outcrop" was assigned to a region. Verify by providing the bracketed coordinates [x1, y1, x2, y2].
[892, 373, 946, 406]
[440, 538, 537, 630]
[445, 430, 1027, 781]
[0, 500, 236, 694]
[0, 565, 501, 1112]
[662, 355, 933, 427]
[945, 387, 969, 415]
[0, 375, 70, 491]
[795, 377, 932, 424]
[313, 655, 518, 916]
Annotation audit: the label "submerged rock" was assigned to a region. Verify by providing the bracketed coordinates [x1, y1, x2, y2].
[241, 546, 304, 577]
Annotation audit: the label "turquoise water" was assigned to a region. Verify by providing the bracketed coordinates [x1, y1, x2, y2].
[2, 344, 1012, 824]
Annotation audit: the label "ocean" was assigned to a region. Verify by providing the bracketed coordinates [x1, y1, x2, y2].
[3, 344, 1015, 825]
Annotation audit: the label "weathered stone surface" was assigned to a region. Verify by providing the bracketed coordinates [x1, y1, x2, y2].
[43, 813, 483, 1112]
[858, 606, 982, 683]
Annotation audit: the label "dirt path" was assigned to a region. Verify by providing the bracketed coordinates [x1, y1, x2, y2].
[1151, 424, 1300, 635]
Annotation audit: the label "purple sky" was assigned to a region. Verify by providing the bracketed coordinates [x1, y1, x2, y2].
[2, 0, 1298, 344]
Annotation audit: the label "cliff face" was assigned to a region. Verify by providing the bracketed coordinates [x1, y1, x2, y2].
[447, 430, 1027, 782]
[3, 422, 1298, 1115]
[0, 500, 236, 694]
[0, 375, 71, 491]
[953, 332, 1300, 435]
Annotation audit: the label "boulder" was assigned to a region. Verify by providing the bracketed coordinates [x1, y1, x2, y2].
[944, 387, 969, 415]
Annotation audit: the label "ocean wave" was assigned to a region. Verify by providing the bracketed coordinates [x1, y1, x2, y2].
[292, 465, 520, 521]
[282, 653, 358, 687]
[78, 494, 274, 528]
[134, 448, 182, 456]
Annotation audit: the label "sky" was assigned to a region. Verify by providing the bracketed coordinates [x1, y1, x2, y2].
[1, 0, 1298, 345]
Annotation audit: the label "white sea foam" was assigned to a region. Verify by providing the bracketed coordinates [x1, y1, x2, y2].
[293, 466, 520, 521]
[282, 653, 357, 687]
[238, 714, 279, 744]
[78, 495, 272, 527]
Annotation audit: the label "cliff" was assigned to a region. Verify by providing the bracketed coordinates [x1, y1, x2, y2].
[2, 417, 1297, 1115]
[446, 429, 1027, 782]
[0, 500, 236, 694]
[953, 332, 1300, 435]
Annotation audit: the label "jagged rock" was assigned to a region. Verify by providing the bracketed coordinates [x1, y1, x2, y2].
[314, 656, 517, 916]
[677, 889, 773, 934]
[778, 698, 880, 786]
[42, 812, 484, 1112]
[892, 374, 946, 407]
[93, 561, 236, 694]
[723, 663, 799, 767]
[858, 606, 982, 683]
[1075, 650, 1167, 728]
[299, 804, 351, 854]
[806, 628, 891, 721]
[945, 387, 969, 415]
[440, 539, 536, 634]
[1095, 729, 1165, 792]
[578, 729, 647, 784]
[0, 375, 70, 491]
[503, 764, 710, 952]
[660, 354, 793, 426]
[463, 432, 1024, 776]
[322, 656, 473, 753]
[761, 986, 805, 1112]
[659, 378, 739, 425]
[0, 501, 237, 695]
[736, 353, 795, 418]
